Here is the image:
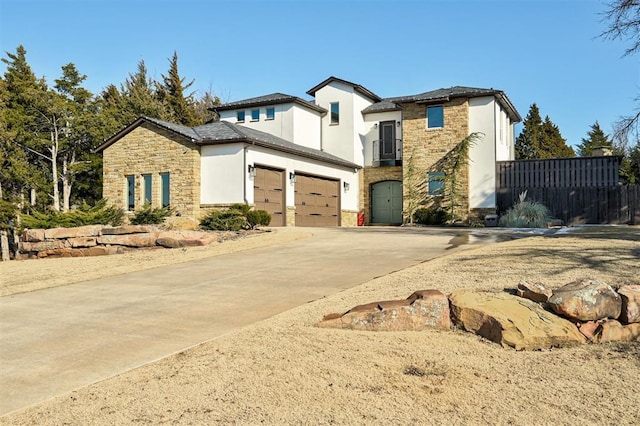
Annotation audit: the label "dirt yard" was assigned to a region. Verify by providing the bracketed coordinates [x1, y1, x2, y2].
[1, 226, 639, 425]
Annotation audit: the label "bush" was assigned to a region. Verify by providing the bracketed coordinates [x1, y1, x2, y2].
[498, 200, 554, 228]
[200, 209, 247, 231]
[0, 200, 18, 231]
[129, 203, 173, 225]
[229, 203, 251, 216]
[21, 199, 125, 229]
[246, 210, 271, 229]
[413, 207, 448, 225]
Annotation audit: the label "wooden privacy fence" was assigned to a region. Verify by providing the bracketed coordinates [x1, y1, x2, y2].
[497, 156, 623, 188]
[496, 186, 640, 225]
[496, 157, 638, 225]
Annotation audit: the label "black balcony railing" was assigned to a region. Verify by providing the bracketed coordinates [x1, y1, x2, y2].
[372, 139, 402, 166]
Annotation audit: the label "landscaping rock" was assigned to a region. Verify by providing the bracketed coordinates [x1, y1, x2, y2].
[20, 240, 69, 252]
[101, 225, 157, 235]
[21, 229, 45, 242]
[449, 290, 587, 350]
[578, 320, 603, 342]
[548, 278, 622, 321]
[516, 280, 553, 303]
[317, 289, 451, 331]
[44, 225, 103, 239]
[97, 233, 159, 247]
[598, 320, 640, 343]
[67, 237, 97, 248]
[156, 231, 218, 248]
[618, 285, 640, 324]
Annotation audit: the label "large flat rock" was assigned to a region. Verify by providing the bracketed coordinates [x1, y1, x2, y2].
[449, 290, 587, 350]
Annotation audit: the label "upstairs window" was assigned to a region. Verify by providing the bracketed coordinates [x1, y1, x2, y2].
[161, 172, 170, 208]
[266, 107, 275, 120]
[126, 175, 135, 211]
[427, 172, 445, 196]
[237, 111, 245, 122]
[143, 174, 152, 204]
[427, 105, 444, 129]
[330, 102, 339, 125]
[251, 109, 260, 121]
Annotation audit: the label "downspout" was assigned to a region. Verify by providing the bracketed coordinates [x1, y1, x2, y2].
[243, 146, 248, 205]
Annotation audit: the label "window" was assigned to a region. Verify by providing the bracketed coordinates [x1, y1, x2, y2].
[427, 172, 445, 196]
[266, 107, 275, 120]
[161, 172, 170, 208]
[427, 105, 444, 129]
[126, 175, 135, 211]
[251, 109, 260, 121]
[237, 111, 245, 122]
[330, 102, 339, 125]
[143, 174, 152, 205]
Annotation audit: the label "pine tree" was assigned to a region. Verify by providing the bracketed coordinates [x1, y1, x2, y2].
[540, 116, 574, 158]
[576, 122, 614, 156]
[515, 104, 574, 159]
[1, 45, 50, 208]
[160, 51, 198, 126]
[515, 104, 543, 159]
[122, 60, 168, 123]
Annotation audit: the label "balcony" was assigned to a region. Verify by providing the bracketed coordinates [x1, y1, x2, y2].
[372, 139, 403, 167]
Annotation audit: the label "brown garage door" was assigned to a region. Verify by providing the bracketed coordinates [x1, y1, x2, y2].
[294, 174, 339, 227]
[254, 167, 285, 226]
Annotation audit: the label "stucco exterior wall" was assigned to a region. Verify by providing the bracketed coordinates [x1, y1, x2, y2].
[401, 98, 470, 222]
[315, 81, 356, 163]
[363, 111, 403, 166]
[200, 144, 246, 205]
[468, 96, 496, 209]
[102, 123, 201, 219]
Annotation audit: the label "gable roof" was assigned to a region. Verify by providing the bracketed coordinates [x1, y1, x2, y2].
[306, 76, 382, 102]
[213, 92, 327, 115]
[363, 86, 521, 122]
[94, 116, 359, 169]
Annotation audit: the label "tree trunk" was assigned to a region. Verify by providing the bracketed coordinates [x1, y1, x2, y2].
[61, 151, 75, 212]
[0, 180, 3, 199]
[50, 128, 60, 211]
[0, 230, 9, 262]
[30, 188, 35, 206]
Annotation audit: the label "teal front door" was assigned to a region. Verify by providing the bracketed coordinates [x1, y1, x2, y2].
[371, 181, 403, 224]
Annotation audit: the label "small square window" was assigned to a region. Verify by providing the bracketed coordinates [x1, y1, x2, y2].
[251, 109, 260, 121]
[427, 172, 445, 196]
[266, 107, 275, 120]
[427, 105, 444, 129]
[237, 111, 245, 122]
[330, 102, 339, 125]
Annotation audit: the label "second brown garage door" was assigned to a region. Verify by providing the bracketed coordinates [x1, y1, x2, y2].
[253, 167, 285, 226]
[294, 174, 339, 227]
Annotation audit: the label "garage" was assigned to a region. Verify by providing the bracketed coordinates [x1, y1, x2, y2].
[253, 166, 285, 226]
[371, 180, 403, 224]
[294, 174, 340, 227]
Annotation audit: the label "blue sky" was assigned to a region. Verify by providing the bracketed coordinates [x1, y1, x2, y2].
[1, 0, 637, 149]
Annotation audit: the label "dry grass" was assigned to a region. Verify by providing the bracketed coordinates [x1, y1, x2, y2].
[2, 228, 640, 425]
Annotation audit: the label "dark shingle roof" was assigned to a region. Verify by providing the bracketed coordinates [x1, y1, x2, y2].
[306, 76, 382, 102]
[95, 116, 359, 170]
[362, 86, 521, 122]
[214, 93, 327, 115]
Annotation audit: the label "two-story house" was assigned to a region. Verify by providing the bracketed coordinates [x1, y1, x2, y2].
[97, 76, 520, 227]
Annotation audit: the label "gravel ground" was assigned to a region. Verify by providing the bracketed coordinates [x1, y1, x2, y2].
[1, 226, 639, 425]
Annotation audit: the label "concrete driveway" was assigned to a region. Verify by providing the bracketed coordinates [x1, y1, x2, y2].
[0, 226, 498, 415]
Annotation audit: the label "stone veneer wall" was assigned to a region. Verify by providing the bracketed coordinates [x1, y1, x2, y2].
[103, 123, 201, 220]
[341, 210, 358, 227]
[360, 166, 403, 225]
[401, 99, 470, 222]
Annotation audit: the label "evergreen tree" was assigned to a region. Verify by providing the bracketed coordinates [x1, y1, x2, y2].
[1, 45, 50, 208]
[576, 122, 614, 156]
[121, 60, 168, 123]
[160, 51, 199, 126]
[515, 104, 574, 159]
[540, 116, 574, 158]
[515, 104, 542, 159]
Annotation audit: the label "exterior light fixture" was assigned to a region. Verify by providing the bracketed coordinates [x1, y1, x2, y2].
[343, 181, 350, 191]
[374, 123, 378, 129]
[248, 165, 256, 177]
[289, 172, 296, 183]
[396, 121, 401, 127]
